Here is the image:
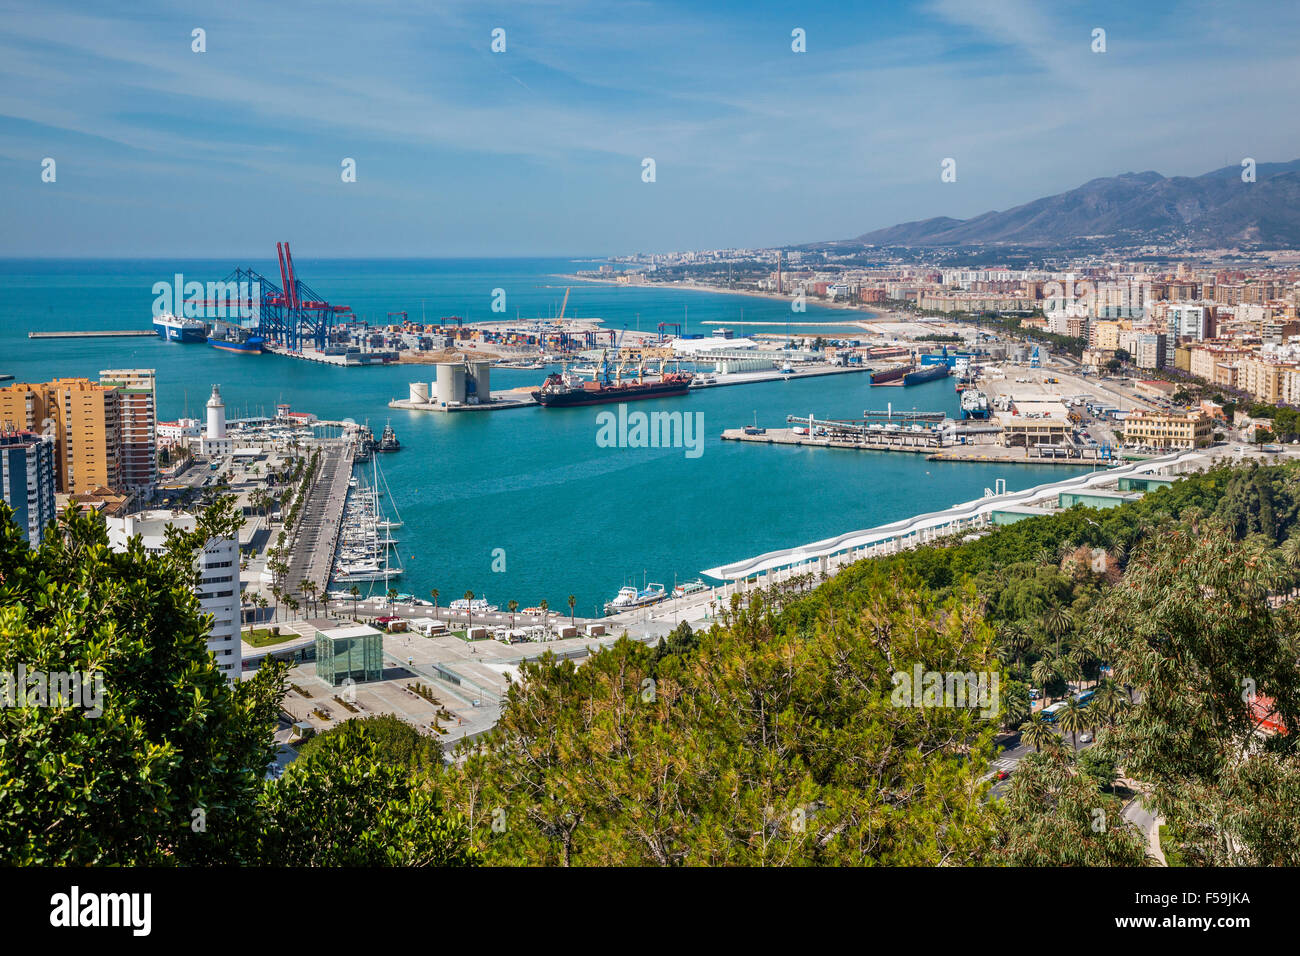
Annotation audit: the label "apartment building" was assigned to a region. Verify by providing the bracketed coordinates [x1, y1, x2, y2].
[106, 510, 242, 681]
[1237, 356, 1294, 405]
[0, 431, 57, 546]
[1188, 344, 1255, 381]
[99, 369, 158, 496]
[1134, 333, 1166, 370]
[1123, 410, 1213, 449]
[0, 378, 122, 495]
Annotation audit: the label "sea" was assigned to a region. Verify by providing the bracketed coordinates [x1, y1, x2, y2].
[1, 257, 1090, 615]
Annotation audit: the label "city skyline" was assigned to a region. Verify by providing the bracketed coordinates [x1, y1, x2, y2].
[4, 0, 1300, 257]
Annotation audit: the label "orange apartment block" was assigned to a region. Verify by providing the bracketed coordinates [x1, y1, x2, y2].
[0, 378, 123, 494]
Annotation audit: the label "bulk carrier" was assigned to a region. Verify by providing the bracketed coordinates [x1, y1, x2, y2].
[870, 363, 950, 387]
[533, 353, 693, 408]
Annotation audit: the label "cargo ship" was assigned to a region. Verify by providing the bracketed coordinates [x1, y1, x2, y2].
[209, 324, 265, 354]
[903, 364, 950, 386]
[961, 388, 991, 420]
[869, 364, 910, 386]
[153, 312, 208, 343]
[533, 367, 693, 407]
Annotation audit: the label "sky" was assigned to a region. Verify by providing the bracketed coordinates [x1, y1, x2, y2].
[2, 0, 1299, 257]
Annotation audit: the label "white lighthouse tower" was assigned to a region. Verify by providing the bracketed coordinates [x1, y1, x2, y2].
[201, 384, 233, 456]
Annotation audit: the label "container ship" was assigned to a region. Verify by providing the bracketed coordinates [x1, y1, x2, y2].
[209, 324, 265, 354]
[533, 368, 693, 407]
[153, 313, 208, 343]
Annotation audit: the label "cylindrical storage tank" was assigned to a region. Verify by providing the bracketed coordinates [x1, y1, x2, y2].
[471, 362, 490, 399]
[409, 381, 430, 403]
[436, 363, 467, 404]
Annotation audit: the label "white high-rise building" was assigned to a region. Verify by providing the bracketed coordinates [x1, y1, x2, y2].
[107, 510, 242, 681]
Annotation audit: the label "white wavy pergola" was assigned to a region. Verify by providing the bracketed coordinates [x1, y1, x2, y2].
[700, 448, 1208, 581]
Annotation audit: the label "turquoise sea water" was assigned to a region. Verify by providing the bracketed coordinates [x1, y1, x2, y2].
[2, 258, 1089, 614]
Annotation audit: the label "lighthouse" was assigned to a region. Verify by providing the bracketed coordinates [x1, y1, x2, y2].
[201, 384, 233, 456]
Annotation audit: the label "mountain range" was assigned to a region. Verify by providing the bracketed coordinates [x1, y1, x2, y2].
[834, 160, 1300, 250]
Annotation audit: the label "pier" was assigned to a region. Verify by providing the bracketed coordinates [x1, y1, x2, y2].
[284, 439, 355, 596]
[28, 330, 155, 339]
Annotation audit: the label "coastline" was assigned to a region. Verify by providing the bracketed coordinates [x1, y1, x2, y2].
[552, 273, 903, 325]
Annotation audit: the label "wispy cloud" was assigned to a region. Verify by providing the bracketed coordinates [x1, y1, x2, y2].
[1, 0, 1298, 255]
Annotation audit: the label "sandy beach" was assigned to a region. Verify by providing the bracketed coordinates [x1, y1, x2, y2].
[552, 273, 907, 324]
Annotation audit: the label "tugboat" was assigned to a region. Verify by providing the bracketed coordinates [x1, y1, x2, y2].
[376, 422, 401, 452]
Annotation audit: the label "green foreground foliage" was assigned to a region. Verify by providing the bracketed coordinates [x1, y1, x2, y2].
[0, 501, 473, 866]
[4, 459, 1300, 866]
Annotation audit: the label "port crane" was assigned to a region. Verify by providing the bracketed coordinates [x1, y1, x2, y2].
[191, 242, 353, 352]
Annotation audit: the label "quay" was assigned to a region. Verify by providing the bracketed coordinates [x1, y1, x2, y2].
[284, 439, 355, 597]
[721, 426, 1111, 464]
[28, 330, 155, 339]
[723, 426, 934, 453]
[389, 387, 538, 413]
[264, 345, 400, 366]
[689, 363, 871, 390]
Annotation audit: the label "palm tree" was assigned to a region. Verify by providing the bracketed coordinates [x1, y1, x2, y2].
[270, 586, 282, 623]
[567, 594, 576, 627]
[1057, 697, 1090, 751]
[1094, 679, 1128, 728]
[539, 599, 549, 639]
[319, 589, 330, 618]
[1031, 657, 1058, 701]
[464, 590, 475, 633]
[255, 594, 268, 628]
[302, 580, 317, 617]
[1019, 711, 1056, 753]
[1043, 605, 1073, 659]
[349, 584, 361, 620]
[1279, 535, 1300, 599]
[997, 621, 1030, 674]
[508, 599, 518, 629]
[430, 588, 440, 618]
[387, 587, 398, 609]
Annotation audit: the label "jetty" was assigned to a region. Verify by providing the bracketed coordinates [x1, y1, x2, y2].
[29, 330, 155, 339]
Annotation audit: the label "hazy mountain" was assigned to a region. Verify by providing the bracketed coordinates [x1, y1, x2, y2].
[841, 160, 1300, 249]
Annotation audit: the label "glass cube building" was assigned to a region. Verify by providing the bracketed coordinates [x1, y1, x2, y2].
[315, 624, 384, 686]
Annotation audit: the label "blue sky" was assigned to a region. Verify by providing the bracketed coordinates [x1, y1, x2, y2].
[2, 0, 1299, 257]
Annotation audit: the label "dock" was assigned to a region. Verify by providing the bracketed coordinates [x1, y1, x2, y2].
[284, 440, 355, 596]
[28, 330, 155, 339]
[389, 386, 538, 413]
[723, 425, 1113, 464]
[689, 363, 872, 390]
[723, 426, 936, 453]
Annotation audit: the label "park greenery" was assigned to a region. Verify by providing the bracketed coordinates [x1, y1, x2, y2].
[4, 458, 1300, 866]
